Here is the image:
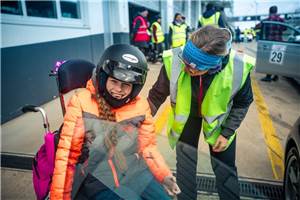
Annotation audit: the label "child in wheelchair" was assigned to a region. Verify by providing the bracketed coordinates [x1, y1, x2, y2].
[50, 44, 180, 199]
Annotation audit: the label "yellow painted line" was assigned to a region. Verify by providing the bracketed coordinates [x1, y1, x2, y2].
[154, 105, 171, 134]
[252, 77, 284, 180]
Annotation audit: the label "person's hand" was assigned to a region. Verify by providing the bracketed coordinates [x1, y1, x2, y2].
[212, 134, 228, 152]
[162, 175, 181, 196]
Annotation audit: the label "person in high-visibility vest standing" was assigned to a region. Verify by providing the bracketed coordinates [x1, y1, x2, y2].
[148, 25, 255, 200]
[198, 3, 226, 28]
[169, 13, 187, 48]
[132, 7, 151, 57]
[151, 15, 165, 60]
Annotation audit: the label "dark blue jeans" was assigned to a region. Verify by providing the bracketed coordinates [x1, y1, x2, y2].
[93, 189, 121, 200]
[93, 175, 171, 200]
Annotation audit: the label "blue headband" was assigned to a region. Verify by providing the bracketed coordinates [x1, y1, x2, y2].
[182, 40, 223, 71]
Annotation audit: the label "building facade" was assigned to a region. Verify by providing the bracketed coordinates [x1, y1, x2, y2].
[1, 0, 201, 123]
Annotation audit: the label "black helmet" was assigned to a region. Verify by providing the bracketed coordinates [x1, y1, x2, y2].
[96, 44, 148, 108]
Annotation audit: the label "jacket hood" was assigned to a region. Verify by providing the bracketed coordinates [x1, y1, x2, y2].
[172, 21, 182, 26]
[85, 68, 97, 95]
[203, 9, 216, 18]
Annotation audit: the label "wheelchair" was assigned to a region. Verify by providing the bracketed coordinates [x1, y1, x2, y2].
[22, 59, 95, 200]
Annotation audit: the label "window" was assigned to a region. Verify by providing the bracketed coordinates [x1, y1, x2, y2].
[1, 0, 85, 28]
[25, 1, 57, 18]
[1, 0, 82, 20]
[261, 22, 300, 43]
[282, 26, 300, 43]
[60, 0, 80, 19]
[1, 0, 23, 15]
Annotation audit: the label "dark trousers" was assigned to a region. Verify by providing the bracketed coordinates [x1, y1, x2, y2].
[93, 171, 171, 200]
[176, 116, 240, 200]
[154, 43, 163, 56]
[93, 177, 171, 200]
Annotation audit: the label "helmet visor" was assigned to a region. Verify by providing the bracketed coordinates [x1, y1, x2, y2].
[102, 60, 147, 84]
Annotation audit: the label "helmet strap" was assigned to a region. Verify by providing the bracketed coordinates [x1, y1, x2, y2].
[97, 69, 134, 108]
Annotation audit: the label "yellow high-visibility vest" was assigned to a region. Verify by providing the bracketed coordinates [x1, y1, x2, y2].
[162, 48, 255, 149]
[199, 12, 221, 27]
[151, 22, 165, 44]
[170, 24, 186, 48]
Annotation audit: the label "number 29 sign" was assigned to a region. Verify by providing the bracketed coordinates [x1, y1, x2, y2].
[269, 44, 286, 65]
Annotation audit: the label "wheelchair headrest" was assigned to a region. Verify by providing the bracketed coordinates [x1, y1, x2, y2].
[57, 59, 96, 94]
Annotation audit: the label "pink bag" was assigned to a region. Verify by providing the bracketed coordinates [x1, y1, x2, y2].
[32, 131, 59, 200]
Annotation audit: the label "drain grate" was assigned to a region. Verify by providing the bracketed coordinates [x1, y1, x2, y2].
[197, 175, 283, 200]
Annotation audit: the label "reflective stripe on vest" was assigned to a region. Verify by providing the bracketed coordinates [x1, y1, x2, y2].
[151, 22, 165, 44]
[163, 48, 191, 149]
[170, 24, 186, 48]
[163, 49, 254, 148]
[170, 47, 182, 106]
[199, 12, 221, 27]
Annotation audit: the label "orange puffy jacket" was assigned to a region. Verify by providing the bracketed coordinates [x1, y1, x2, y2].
[50, 78, 172, 199]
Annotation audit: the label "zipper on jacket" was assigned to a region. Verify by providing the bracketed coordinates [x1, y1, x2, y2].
[108, 159, 120, 188]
